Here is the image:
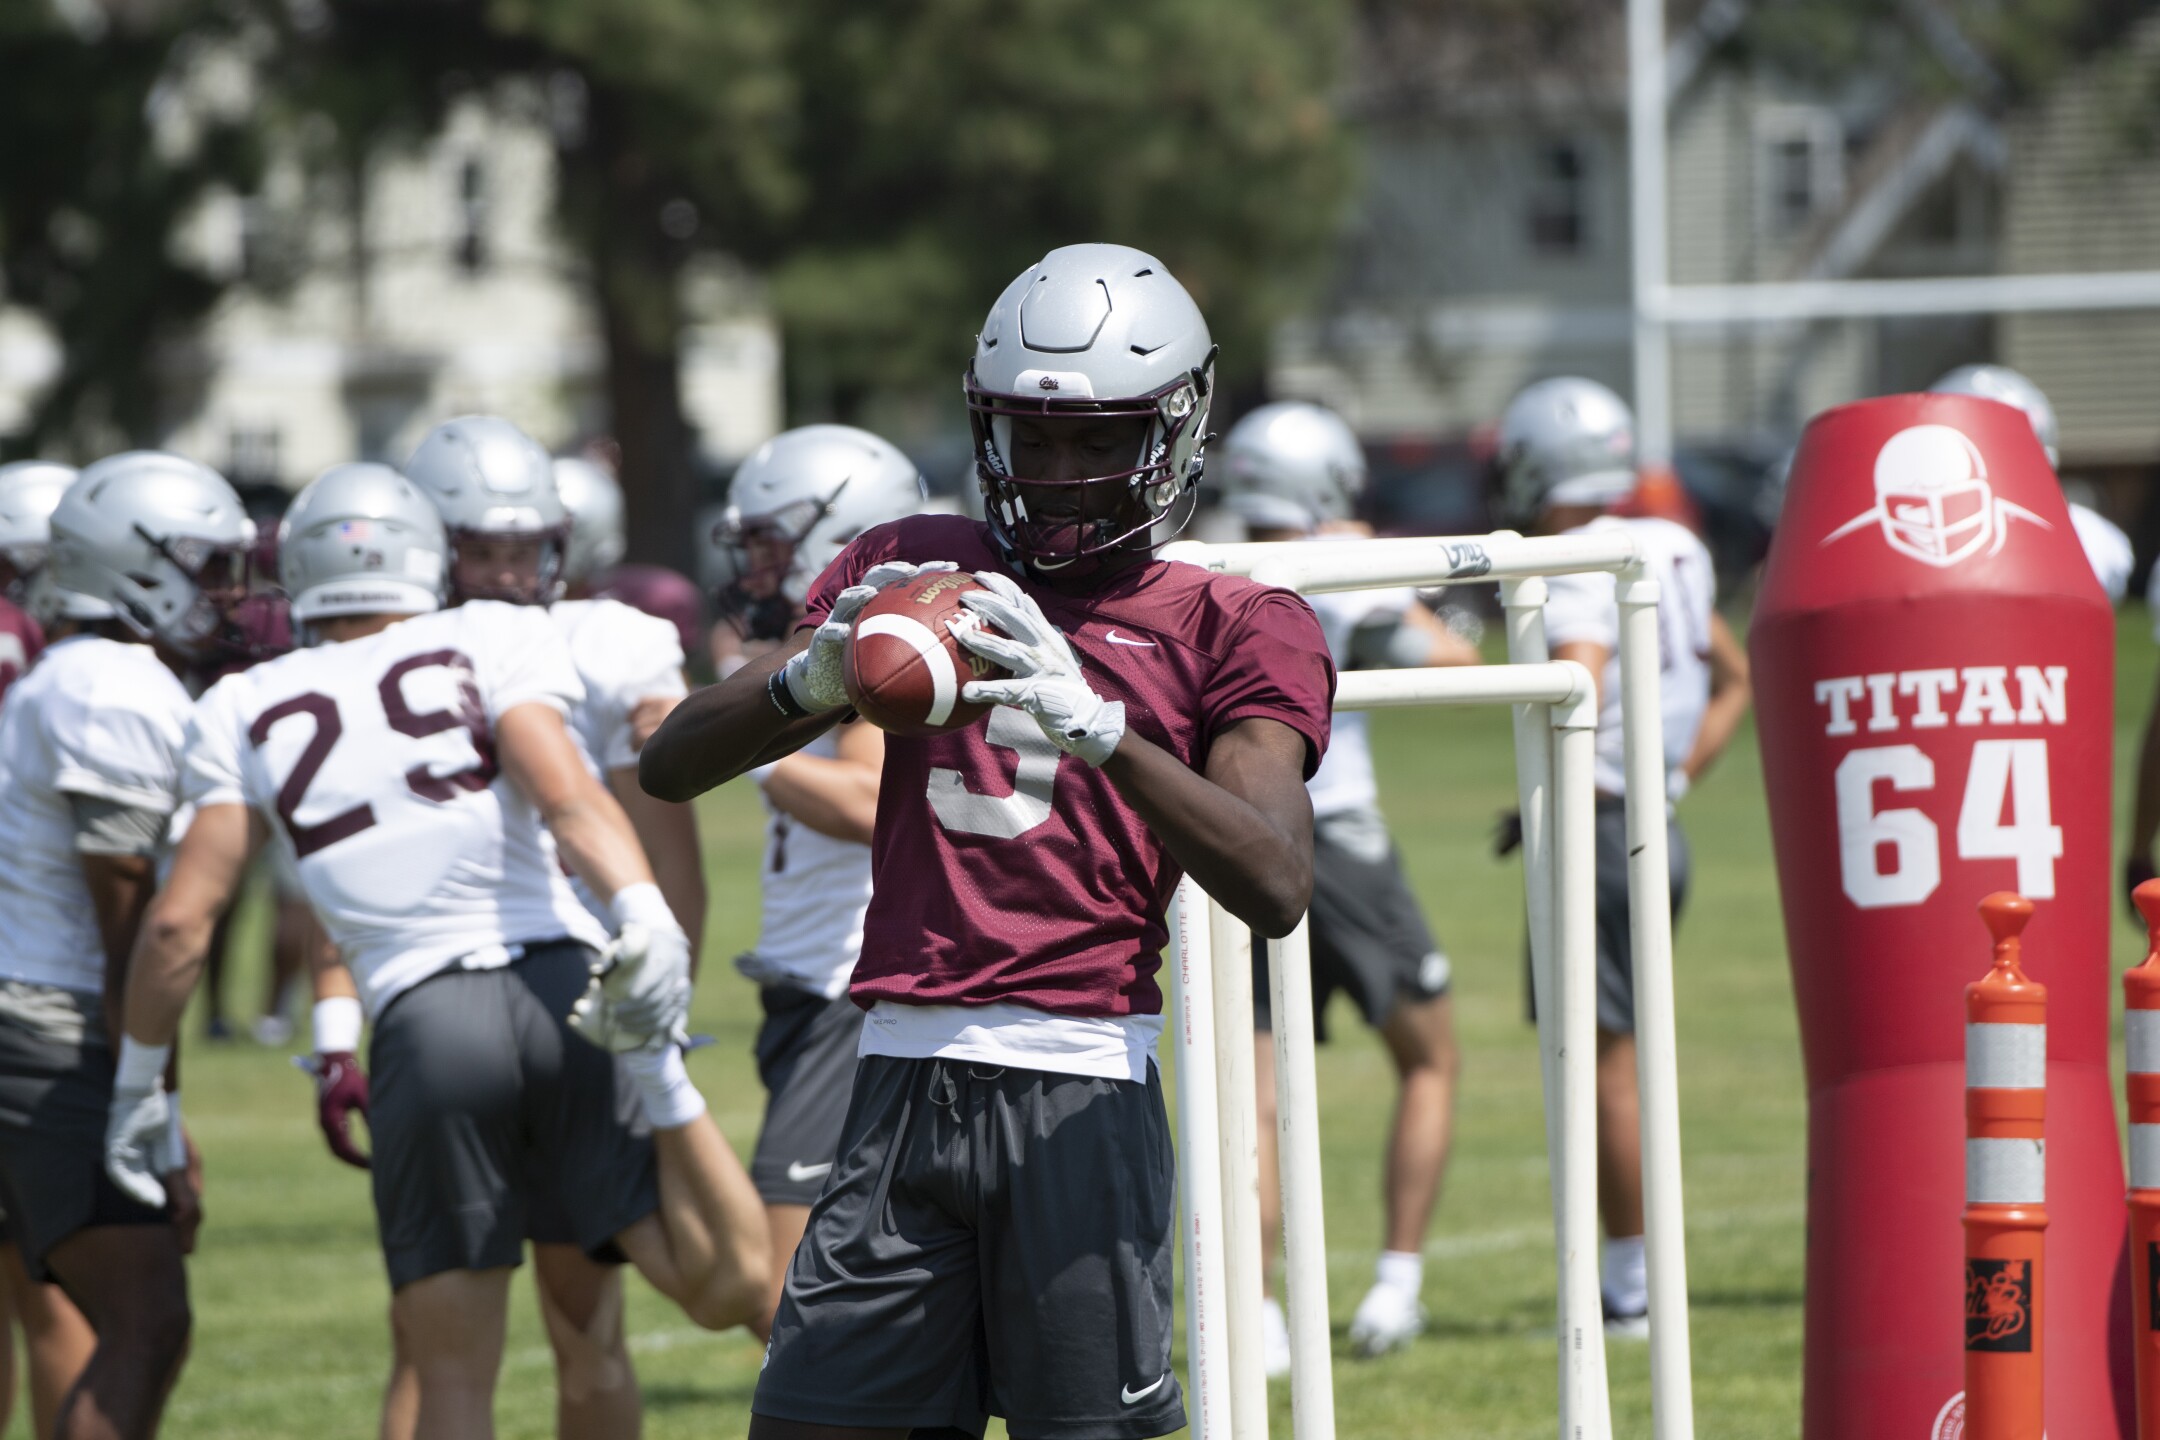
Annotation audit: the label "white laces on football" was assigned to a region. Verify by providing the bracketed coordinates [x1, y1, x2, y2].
[953, 570, 1126, 767]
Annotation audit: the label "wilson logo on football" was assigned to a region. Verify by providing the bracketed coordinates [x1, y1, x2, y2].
[1821, 423, 2049, 569]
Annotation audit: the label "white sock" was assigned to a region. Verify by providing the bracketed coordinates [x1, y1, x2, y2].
[1602, 1234, 1647, 1308]
[621, 1046, 706, 1129]
[1375, 1249, 1423, 1296]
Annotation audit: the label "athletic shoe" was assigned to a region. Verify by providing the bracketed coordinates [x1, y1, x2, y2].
[1602, 1290, 1649, 1340]
[1348, 1280, 1426, 1358]
[1261, 1297, 1292, 1379]
[251, 1014, 294, 1048]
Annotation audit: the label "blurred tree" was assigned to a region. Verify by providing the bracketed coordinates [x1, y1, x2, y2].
[278, 0, 1350, 569]
[0, 0, 266, 456]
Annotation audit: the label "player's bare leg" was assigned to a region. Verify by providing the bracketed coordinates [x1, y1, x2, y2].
[752, 1204, 812, 1342]
[1595, 1027, 1648, 1334]
[1, 1242, 96, 1438]
[1378, 994, 1459, 1255]
[252, 897, 314, 1045]
[44, 1225, 189, 1440]
[532, 1244, 639, 1440]
[385, 1267, 511, 1440]
[612, 1105, 768, 1332]
[1341, 993, 1459, 1357]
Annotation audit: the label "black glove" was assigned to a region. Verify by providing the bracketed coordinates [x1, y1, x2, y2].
[1492, 809, 1523, 859]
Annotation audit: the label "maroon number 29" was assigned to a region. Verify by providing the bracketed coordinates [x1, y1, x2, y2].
[248, 651, 499, 858]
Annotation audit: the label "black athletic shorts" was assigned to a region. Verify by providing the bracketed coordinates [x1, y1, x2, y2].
[749, 984, 864, 1206]
[1254, 806, 1450, 1040]
[368, 941, 658, 1290]
[755, 1054, 1185, 1439]
[1524, 799, 1691, 1036]
[0, 993, 167, 1279]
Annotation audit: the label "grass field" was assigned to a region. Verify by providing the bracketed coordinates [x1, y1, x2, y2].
[33, 610, 2154, 1439]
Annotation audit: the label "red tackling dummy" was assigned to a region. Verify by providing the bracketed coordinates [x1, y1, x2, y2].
[1752, 391, 2130, 1440]
[843, 571, 1010, 737]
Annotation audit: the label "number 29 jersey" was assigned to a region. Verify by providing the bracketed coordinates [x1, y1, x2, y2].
[184, 601, 609, 1017]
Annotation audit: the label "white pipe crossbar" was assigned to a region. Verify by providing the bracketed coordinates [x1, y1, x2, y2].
[1647, 270, 2160, 325]
[1164, 531, 1692, 1440]
[1161, 532, 1642, 595]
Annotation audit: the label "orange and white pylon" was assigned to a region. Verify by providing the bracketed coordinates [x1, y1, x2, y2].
[2127, 879, 2160, 1439]
[1963, 891, 2046, 1440]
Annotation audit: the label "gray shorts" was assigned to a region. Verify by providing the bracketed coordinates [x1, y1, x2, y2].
[368, 942, 658, 1291]
[1525, 801, 1691, 1036]
[755, 1055, 1184, 1439]
[1253, 806, 1450, 1039]
[0, 989, 167, 1279]
[749, 985, 864, 1206]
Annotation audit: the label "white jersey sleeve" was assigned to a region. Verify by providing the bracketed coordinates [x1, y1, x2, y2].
[549, 599, 686, 775]
[52, 646, 192, 815]
[467, 600, 587, 722]
[0, 637, 193, 993]
[1542, 516, 1715, 798]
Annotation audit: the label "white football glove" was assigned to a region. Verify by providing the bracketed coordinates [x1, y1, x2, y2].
[105, 1039, 184, 1209]
[569, 884, 694, 1053]
[953, 571, 1126, 767]
[780, 560, 959, 712]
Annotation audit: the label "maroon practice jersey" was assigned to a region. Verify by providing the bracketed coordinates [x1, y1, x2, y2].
[0, 598, 42, 704]
[804, 515, 1334, 1020]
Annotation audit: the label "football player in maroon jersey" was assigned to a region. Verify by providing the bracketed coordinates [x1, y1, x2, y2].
[644, 244, 1336, 1440]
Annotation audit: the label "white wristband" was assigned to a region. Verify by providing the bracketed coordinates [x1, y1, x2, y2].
[115, 1036, 171, 1094]
[312, 996, 364, 1055]
[165, 1095, 186, 1157]
[609, 881, 676, 934]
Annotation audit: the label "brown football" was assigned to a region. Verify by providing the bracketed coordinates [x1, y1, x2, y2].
[842, 572, 1011, 737]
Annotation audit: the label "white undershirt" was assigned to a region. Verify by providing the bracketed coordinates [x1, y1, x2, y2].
[857, 999, 1163, 1082]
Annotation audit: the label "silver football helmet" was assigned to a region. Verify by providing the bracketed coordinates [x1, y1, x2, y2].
[965, 243, 1215, 573]
[280, 463, 447, 632]
[45, 451, 254, 659]
[554, 456, 627, 584]
[0, 460, 77, 607]
[1930, 365, 2059, 468]
[402, 415, 568, 603]
[1218, 401, 1367, 532]
[716, 424, 924, 638]
[1497, 377, 1638, 521]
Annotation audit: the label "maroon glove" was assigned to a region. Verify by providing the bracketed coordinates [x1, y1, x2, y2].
[309, 1052, 371, 1169]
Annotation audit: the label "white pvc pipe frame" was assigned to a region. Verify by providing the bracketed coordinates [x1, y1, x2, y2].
[1161, 529, 1694, 1440]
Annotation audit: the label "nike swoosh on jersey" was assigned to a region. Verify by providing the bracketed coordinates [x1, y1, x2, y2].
[1103, 630, 1158, 647]
[1120, 1374, 1168, 1405]
[785, 1160, 833, 1183]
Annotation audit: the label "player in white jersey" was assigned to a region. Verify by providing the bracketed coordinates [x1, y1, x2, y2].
[714, 424, 925, 1332]
[396, 418, 710, 1435]
[1929, 364, 2133, 601]
[105, 463, 767, 1439]
[0, 458, 99, 1440]
[1497, 378, 1753, 1336]
[0, 451, 256, 1438]
[1217, 402, 1481, 1368]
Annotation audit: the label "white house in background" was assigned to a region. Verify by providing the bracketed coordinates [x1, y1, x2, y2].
[0, 95, 781, 490]
[1278, 3, 2160, 491]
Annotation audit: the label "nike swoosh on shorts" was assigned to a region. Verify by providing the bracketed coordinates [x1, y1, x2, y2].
[786, 1160, 833, 1183]
[1120, 1374, 1168, 1405]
